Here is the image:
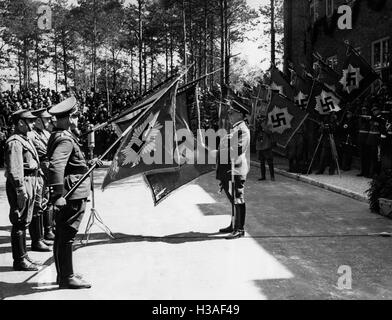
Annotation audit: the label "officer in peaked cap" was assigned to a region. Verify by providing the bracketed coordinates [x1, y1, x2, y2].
[215, 98, 251, 239]
[47, 96, 92, 289]
[28, 108, 56, 252]
[5, 109, 42, 271]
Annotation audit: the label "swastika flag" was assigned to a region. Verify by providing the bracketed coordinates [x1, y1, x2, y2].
[340, 47, 379, 101]
[266, 93, 309, 148]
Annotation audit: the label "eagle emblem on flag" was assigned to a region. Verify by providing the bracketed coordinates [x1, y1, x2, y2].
[121, 112, 163, 167]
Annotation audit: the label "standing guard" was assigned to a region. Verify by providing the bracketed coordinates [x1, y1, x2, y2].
[27, 108, 55, 252]
[47, 97, 92, 289]
[357, 106, 370, 177]
[216, 100, 251, 240]
[367, 105, 387, 177]
[5, 110, 41, 271]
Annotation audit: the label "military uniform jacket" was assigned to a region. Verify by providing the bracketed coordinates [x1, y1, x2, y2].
[5, 134, 40, 191]
[47, 129, 90, 201]
[216, 120, 250, 181]
[255, 125, 274, 151]
[366, 115, 387, 146]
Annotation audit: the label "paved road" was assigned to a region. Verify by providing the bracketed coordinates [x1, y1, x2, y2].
[1, 167, 392, 300]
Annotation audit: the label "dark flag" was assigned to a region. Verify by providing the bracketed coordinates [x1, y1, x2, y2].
[144, 85, 215, 205]
[111, 77, 180, 134]
[313, 52, 342, 93]
[339, 46, 380, 102]
[270, 65, 295, 101]
[102, 78, 181, 190]
[266, 93, 309, 148]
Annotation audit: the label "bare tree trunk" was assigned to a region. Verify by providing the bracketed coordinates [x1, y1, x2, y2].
[92, 0, 97, 91]
[62, 31, 68, 91]
[271, 0, 275, 66]
[209, 16, 215, 88]
[112, 48, 117, 91]
[23, 39, 28, 89]
[130, 48, 134, 92]
[143, 43, 147, 93]
[54, 34, 58, 93]
[182, 0, 187, 82]
[18, 48, 22, 90]
[138, 0, 143, 95]
[36, 37, 40, 90]
[150, 56, 154, 89]
[170, 28, 174, 75]
[165, 27, 169, 78]
[224, 0, 230, 85]
[203, 0, 208, 88]
[220, 0, 226, 91]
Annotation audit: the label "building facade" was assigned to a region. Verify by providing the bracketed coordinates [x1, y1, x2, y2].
[284, 0, 392, 88]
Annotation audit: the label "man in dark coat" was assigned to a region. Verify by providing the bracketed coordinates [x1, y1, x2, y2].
[47, 97, 92, 289]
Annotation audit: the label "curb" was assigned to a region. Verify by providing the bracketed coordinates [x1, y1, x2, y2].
[250, 160, 368, 203]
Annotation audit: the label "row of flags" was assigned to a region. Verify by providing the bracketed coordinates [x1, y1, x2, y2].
[90, 43, 381, 206]
[253, 44, 381, 148]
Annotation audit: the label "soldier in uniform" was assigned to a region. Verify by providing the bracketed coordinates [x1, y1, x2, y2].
[27, 108, 55, 252]
[366, 105, 387, 177]
[47, 97, 92, 289]
[255, 115, 275, 180]
[5, 110, 41, 271]
[215, 100, 251, 240]
[356, 106, 370, 177]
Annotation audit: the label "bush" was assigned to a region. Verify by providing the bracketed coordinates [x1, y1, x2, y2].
[366, 169, 392, 213]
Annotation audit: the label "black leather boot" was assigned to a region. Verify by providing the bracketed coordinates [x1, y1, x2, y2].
[29, 215, 52, 252]
[226, 205, 244, 240]
[58, 243, 91, 289]
[269, 161, 275, 181]
[219, 206, 234, 233]
[12, 228, 39, 271]
[259, 162, 266, 181]
[43, 209, 56, 241]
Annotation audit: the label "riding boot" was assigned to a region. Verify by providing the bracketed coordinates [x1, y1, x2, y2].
[238, 204, 246, 231]
[11, 228, 39, 271]
[259, 162, 266, 181]
[58, 243, 91, 289]
[268, 161, 275, 181]
[226, 204, 245, 239]
[43, 210, 56, 241]
[219, 210, 234, 233]
[29, 215, 52, 252]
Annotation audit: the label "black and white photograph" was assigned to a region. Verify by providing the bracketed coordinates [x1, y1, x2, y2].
[1, 0, 392, 304]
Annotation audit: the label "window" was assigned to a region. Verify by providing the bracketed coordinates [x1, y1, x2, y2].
[326, 0, 334, 17]
[372, 37, 390, 70]
[326, 55, 338, 71]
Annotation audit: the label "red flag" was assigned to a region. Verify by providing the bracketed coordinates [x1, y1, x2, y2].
[266, 93, 308, 148]
[102, 79, 181, 190]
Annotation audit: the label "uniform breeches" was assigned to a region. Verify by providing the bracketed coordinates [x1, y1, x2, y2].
[55, 199, 87, 244]
[6, 177, 37, 229]
[34, 175, 49, 216]
[220, 176, 246, 205]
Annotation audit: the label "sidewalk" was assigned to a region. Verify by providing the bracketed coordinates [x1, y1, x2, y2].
[250, 153, 371, 203]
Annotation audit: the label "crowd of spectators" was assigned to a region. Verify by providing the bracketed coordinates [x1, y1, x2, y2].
[0, 86, 141, 167]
